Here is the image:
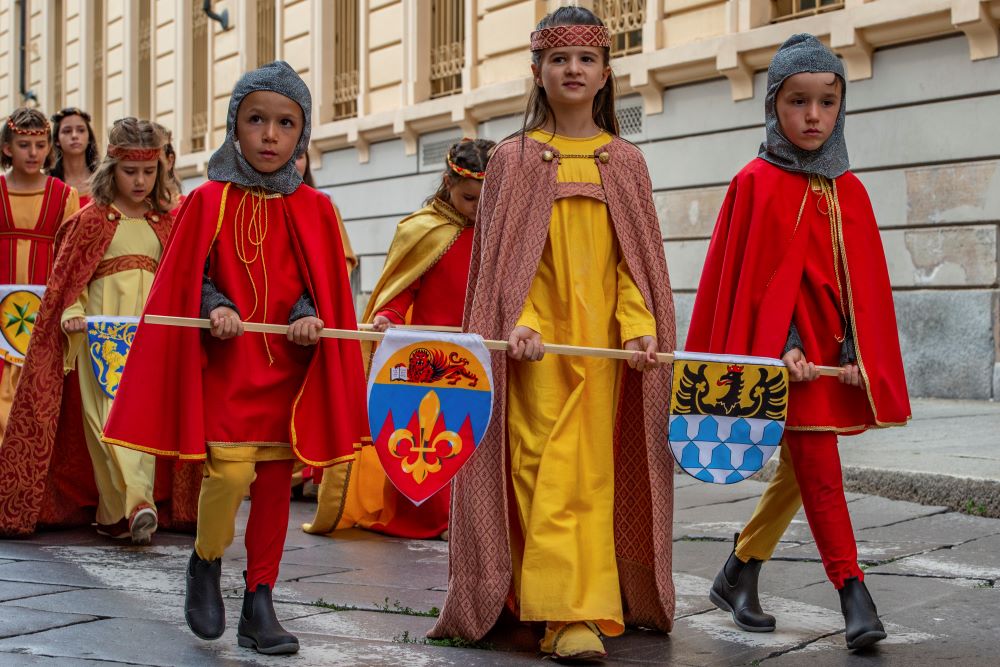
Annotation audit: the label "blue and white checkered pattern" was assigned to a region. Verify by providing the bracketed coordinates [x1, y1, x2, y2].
[668, 415, 783, 484]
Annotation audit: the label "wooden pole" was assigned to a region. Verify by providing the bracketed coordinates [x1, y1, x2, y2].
[143, 314, 842, 376]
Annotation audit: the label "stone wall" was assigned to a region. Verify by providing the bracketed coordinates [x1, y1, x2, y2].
[310, 34, 999, 399]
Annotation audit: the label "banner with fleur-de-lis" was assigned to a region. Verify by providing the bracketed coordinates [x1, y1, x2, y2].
[86, 316, 139, 399]
[367, 328, 494, 506]
[0, 284, 46, 366]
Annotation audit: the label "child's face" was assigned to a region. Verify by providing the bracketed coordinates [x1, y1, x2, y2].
[3, 135, 50, 175]
[113, 159, 159, 207]
[57, 115, 90, 156]
[775, 72, 842, 152]
[235, 90, 304, 174]
[446, 177, 484, 222]
[531, 45, 610, 111]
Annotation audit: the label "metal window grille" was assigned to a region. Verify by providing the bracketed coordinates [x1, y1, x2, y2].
[256, 0, 275, 68]
[616, 101, 644, 137]
[771, 0, 845, 22]
[594, 0, 644, 58]
[93, 1, 105, 146]
[430, 0, 464, 99]
[191, 0, 208, 152]
[421, 135, 461, 169]
[138, 0, 151, 119]
[53, 0, 63, 107]
[332, 0, 358, 120]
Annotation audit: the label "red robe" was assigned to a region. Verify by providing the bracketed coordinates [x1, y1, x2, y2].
[102, 181, 367, 466]
[379, 226, 474, 327]
[0, 203, 200, 537]
[685, 158, 910, 431]
[372, 225, 473, 537]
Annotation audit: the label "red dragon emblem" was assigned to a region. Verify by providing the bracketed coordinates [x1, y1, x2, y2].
[406, 347, 479, 387]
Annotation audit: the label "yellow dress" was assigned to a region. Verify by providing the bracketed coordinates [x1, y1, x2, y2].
[0, 186, 79, 434]
[507, 131, 657, 634]
[61, 214, 159, 525]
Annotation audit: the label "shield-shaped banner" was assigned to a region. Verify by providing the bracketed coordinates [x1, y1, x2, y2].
[669, 351, 789, 484]
[0, 284, 46, 366]
[368, 328, 494, 505]
[86, 316, 139, 399]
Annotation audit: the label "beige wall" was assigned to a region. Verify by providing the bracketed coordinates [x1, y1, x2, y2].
[3, 1, 998, 169]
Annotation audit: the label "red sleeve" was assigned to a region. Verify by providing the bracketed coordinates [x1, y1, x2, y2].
[376, 276, 420, 324]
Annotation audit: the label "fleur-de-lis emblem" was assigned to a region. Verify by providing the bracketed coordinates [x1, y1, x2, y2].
[388, 391, 463, 485]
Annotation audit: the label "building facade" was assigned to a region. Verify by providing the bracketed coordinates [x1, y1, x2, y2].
[2, 0, 999, 399]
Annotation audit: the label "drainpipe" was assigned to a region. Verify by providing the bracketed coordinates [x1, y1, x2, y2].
[17, 0, 38, 105]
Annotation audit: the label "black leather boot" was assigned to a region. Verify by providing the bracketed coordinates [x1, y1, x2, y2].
[237, 576, 299, 655]
[709, 533, 776, 632]
[185, 551, 225, 640]
[839, 577, 886, 649]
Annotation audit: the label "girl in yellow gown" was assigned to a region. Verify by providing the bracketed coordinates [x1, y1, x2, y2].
[431, 7, 677, 662]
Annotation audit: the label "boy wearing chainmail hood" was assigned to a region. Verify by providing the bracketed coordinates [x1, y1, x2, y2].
[102, 61, 367, 654]
[685, 34, 910, 650]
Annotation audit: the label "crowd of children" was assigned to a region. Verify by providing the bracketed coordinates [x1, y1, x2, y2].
[0, 6, 911, 662]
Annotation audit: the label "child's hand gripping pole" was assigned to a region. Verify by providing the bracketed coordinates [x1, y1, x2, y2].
[142, 315, 841, 375]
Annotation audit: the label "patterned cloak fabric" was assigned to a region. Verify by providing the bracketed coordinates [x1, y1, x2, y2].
[101, 180, 368, 467]
[685, 158, 910, 430]
[428, 135, 677, 641]
[0, 203, 201, 537]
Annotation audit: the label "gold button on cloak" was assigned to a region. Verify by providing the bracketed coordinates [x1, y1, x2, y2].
[542, 150, 555, 162]
[597, 152, 610, 164]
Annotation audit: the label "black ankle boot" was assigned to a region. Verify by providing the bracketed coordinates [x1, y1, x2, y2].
[185, 551, 225, 640]
[839, 577, 886, 649]
[709, 533, 776, 632]
[237, 576, 299, 655]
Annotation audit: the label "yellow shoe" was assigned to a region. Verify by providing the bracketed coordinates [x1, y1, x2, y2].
[540, 622, 607, 662]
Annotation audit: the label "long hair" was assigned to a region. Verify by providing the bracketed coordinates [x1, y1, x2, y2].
[89, 118, 176, 214]
[1, 107, 54, 171]
[517, 6, 619, 142]
[48, 107, 100, 179]
[300, 150, 316, 188]
[153, 122, 183, 194]
[425, 138, 495, 207]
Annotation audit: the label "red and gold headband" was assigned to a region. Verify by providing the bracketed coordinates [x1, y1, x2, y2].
[108, 145, 162, 161]
[6, 117, 50, 136]
[530, 24, 611, 52]
[447, 155, 485, 180]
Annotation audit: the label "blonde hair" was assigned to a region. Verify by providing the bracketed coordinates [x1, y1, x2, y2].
[89, 118, 176, 214]
[1, 107, 54, 171]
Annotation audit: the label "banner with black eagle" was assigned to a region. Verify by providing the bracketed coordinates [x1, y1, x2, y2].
[668, 351, 789, 484]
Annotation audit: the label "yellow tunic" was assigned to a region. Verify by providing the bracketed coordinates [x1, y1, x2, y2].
[0, 185, 79, 434]
[61, 215, 159, 524]
[508, 131, 657, 633]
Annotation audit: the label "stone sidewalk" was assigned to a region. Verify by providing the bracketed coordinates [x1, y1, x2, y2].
[1, 472, 998, 666]
[820, 398, 1000, 517]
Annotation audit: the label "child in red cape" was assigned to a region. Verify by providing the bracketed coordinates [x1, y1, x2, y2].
[0, 118, 199, 542]
[685, 34, 910, 650]
[101, 61, 367, 655]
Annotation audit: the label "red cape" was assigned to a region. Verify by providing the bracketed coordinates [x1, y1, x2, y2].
[102, 181, 368, 466]
[685, 158, 909, 430]
[0, 202, 200, 537]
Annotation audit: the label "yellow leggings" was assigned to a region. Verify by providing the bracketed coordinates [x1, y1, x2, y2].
[735, 443, 802, 562]
[194, 455, 259, 561]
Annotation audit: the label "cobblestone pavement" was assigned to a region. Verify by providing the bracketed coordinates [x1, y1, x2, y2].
[1, 473, 998, 666]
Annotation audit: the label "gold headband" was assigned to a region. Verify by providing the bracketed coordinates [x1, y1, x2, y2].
[108, 145, 162, 161]
[6, 117, 50, 137]
[530, 24, 611, 52]
[447, 154, 485, 180]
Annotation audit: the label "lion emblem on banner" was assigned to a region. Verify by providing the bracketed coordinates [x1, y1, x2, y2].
[391, 347, 480, 387]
